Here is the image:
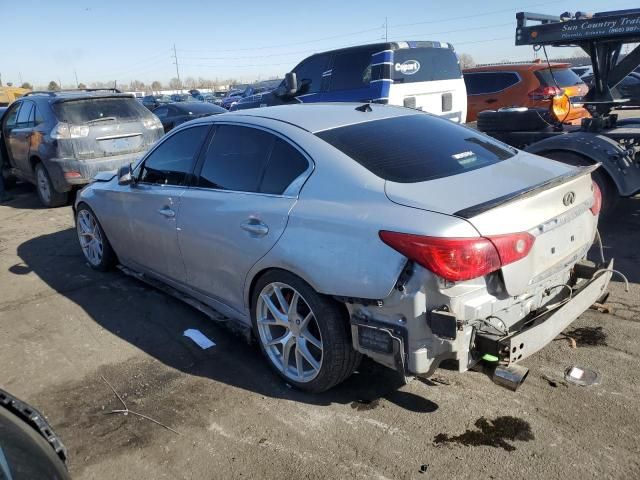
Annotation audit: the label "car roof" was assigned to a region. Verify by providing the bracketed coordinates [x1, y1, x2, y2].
[464, 62, 572, 73]
[199, 103, 416, 133]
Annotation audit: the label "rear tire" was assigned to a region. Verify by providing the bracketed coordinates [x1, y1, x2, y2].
[540, 151, 619, 216]
[251, 270, 361, 393]
[35, 163, 68, 208]
[477, 108, 553, 132]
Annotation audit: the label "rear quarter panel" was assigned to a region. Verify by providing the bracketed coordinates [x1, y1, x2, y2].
[245, 130, 479, 305]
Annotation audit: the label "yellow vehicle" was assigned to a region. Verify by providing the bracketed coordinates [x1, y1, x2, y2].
[0, 86, 30, 107]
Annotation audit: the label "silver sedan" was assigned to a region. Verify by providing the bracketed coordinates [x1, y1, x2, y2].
[75, 103, 611, 392]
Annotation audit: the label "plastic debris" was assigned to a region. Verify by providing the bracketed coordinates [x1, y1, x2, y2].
[564, 366, 601, 386]
[183, 329, 216, 349]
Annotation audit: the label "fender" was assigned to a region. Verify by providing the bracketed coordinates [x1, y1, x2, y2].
[524, 132, 640, 197]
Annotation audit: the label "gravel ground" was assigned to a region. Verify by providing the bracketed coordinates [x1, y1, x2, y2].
[0, 181, 639, 479]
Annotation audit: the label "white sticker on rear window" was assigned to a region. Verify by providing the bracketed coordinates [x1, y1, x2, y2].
[395, 60, 421, 75]
[452, 151, 477, 166]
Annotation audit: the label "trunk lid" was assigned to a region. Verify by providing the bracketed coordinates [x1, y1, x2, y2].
[385, 153, 598, 294]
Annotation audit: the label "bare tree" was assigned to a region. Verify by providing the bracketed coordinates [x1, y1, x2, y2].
[168, 77, 182, 90]
[47, 81, 60, 91]
[21, 82, 33, 90]
[129, 79, 146, 91]
[151, 80, 163, 92]
[77, 82, 87, 89]
[458, 53, 475, 69]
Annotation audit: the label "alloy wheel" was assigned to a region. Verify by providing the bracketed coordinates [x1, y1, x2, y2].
[36, 167, 51, 205]
[77, 209, 104, 266]
[256, 282, 323, 383]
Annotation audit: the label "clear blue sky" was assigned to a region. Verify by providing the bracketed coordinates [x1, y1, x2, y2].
[1, 0, 635, 88]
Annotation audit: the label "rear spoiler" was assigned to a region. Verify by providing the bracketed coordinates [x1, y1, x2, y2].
[454, 163, 600, 219]
[52, 94, 135, 104]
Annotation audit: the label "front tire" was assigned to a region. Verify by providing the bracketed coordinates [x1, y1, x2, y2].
[35, 163, 68, 208]
[251, 270, 361, 393]
[76, 204, 116, 271]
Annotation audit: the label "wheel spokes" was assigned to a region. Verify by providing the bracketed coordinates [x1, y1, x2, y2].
[297, 337, 320, 371]
[260, 293, 288, 325]
[281, 335, 296, 373]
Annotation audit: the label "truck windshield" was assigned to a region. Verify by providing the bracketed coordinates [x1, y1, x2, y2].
[392, 47, 462, 83]
[316, 113, 515, 183]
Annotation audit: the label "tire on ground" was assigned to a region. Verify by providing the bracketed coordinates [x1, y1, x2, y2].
[477, 108, 553, 132]
[251, 269, 361, 393]
[75, 203, 117, 271]
[35, 163, 68, 208]
[540, 150, 619, 217]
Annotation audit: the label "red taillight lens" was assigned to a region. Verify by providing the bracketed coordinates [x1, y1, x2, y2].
[590, 180, 602, 216]
[379, 231, 535, 282]
[528, 85, 563, 100]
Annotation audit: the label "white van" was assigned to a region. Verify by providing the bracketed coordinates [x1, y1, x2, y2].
[232, 41, 467, 123]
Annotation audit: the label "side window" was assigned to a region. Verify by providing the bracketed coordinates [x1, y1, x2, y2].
[292, 54, 329, 94]
[260, 139, 309, 195]
[197, 125, 274, 192]
[34, 105, 45, 125]
[3, 104, 21, 129]
[464, 72, 519, 95]
[330, 49, 375, 91]
[139, 126, 209, 186]
[16, 102, 34, 128]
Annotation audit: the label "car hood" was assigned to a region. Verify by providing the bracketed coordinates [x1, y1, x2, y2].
[384, 151, 575, 217]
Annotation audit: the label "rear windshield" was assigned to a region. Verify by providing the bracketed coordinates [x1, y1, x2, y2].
[392, 47, 461, 83]
[316, 114, 515, 183]
[53, 97, 149, 123]
[535, 68, 584, 87]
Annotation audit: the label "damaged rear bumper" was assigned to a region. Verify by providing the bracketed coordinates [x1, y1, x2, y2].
[349, 260, 613, 379]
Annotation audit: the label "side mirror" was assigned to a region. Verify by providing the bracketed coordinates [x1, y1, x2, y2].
[118, 164, 134, 186]
[275, 72, 298, 99]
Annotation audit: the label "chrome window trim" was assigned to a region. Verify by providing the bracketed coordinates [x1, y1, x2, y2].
[464, 71, 522, 96]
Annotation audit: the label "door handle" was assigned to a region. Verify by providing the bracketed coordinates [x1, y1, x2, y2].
[158, 207, 175, 218]
[485, 98, 498, 104]
[241, 219, 269, 236]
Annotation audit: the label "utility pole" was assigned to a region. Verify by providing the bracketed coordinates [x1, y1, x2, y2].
[18, 72, 23, 86]
[173, 44, 182, 92]
[74, 69, 79, 87]
[58, 77, 62, 89]
[384, 17, 388, 42]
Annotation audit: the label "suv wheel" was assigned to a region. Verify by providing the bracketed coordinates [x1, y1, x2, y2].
[251, 270, 361, 393]
[35, 163, 68, 208]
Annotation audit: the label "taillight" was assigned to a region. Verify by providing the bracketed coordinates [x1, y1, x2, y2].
[51, 122, 89, 139]
[528, 86, 563, 100]
[590, 180, 602, 216]
[379, 231, 535, 282]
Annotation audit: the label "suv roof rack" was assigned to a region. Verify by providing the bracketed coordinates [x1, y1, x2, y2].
[24, 88, 123, 97]
[515, 9, 640, 114]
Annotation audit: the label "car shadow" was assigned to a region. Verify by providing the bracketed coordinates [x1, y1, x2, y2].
[15, 226, 438, 414]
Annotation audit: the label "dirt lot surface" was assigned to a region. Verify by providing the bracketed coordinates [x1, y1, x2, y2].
[1, 184, 639, 479]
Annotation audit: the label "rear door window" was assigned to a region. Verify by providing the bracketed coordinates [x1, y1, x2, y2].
[260, 138, 309, 195]
[53, 97, 149, 123]
[197, 125, 274, 192]
[3, 104, 20, 129]
[392, 47, 461, 83]
[464, 72, 520, 94]
[316, 114, 515, 183]
[139, 125, 209, 185]
[15, 102, 34, 128]
[535, 68, 583, 88]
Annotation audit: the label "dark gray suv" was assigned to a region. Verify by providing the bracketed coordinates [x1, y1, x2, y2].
[0, 89, 164, 207]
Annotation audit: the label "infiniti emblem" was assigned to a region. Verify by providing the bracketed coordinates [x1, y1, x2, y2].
[563, 191, 576, 206]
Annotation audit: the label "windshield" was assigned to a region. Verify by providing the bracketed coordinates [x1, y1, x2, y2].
[535, 68, 584, 87]
[392, 47, 462, 83]
[53, 97, 150, 123]
[316, 113, 515, 183]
